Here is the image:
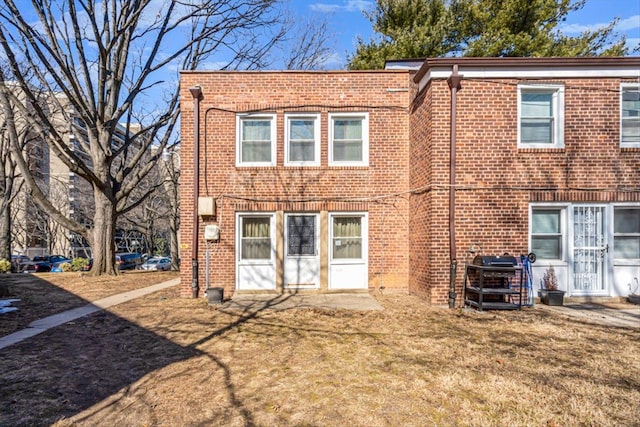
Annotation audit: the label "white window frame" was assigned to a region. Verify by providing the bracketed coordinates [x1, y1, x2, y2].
[529, 204, 568, 263]
[517, 84, 564, 149]
[284, 113, 320, 166]
[328, 112, 369, 167]
[329, 212, 368, 263]
[612, 204, 640, 264]
[236, 213, 276, 265]
[236, 113, 277, 167]
[620, 83, 640, 147]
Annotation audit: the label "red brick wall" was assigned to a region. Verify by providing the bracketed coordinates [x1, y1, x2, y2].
[179, 71, 412, 297]
[412, 76, 640, 304]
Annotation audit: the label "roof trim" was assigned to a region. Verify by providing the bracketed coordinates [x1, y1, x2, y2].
[414, 57, 640, 89]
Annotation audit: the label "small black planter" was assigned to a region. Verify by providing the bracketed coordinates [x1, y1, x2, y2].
[539, 289, 565, 306]
[206, 287, 224, 304]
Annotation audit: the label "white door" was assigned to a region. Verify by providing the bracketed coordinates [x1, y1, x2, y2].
[572, 206, 608, 295]
[329, 213, 368, 289]
[236, 214, 276, 290]
[284, 214, 320, 288]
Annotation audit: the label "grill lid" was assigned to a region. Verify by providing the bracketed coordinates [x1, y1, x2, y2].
[473, 255, 517, 267]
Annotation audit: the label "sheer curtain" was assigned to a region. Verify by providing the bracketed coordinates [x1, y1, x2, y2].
[333, 217, 362, 259]
[242, 217, 271, 259]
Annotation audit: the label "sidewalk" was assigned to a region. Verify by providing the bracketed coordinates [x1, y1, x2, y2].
[0, 278, 179, 351]
[536, 301, 639, 328]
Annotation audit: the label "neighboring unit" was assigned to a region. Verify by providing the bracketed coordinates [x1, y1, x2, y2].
[179, 57, 640, 304]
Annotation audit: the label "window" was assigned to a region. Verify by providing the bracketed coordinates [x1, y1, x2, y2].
[621, 84, 640, 146]
[614, 207, 640, 260]
[236, 114, 276, 166]
[285, 114, 320, 166]
[332, 216, 363, 259]
[240, 216, 272, 260]
[531, 208, 564, 260]
[287, 215, 316, 256]
[518, 85, 564, 148]
[329, 113, 369, 166]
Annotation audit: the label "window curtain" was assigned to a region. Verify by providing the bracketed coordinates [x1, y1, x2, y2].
[521, 92, 553, 143]
[333, 119, 362, 161]
[333, 217, 362, 259]
[241, 217, 271, 259]
[242, 120, 271, 162]
[289, 119, 315, 161]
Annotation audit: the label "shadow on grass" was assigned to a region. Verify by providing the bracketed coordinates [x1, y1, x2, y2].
[0, 274, 303, 427]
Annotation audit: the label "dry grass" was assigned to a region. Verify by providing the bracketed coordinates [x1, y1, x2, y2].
[1, 273, 638, 427]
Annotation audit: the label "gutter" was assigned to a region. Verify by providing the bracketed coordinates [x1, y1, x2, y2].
[189, 86, 202, 298]
[447, 65, 463, 309]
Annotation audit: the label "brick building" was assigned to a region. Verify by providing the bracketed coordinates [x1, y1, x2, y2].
[180, 57, 640, 304]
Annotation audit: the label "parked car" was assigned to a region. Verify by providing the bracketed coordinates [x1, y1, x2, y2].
[115, 252, 142, 270]
[10, 255, 31, 273]
[23, 255, 71, 273]
[140, 257, 171, 271]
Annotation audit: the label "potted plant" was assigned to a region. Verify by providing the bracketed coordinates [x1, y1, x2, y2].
[539, 265, 565, 306]
[628, 278, 640, 305]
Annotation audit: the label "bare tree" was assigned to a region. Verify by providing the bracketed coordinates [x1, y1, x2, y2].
[0, 0, 312, 275]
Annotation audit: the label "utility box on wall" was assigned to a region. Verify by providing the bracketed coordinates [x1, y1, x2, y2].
[198, 197, 216, 217]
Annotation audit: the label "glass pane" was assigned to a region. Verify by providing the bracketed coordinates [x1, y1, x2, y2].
[289, 140, 315, 162]
[532, 236, 561, 259]
[333, 217, 362, 237]
[621, 120, 640, 143]
[290, 119, 315, 140]
[242, 141, 271, 162]
[333, 238, 362, 259]
[241, 217, 271, 260]
[615, 208, 640, 233]
[333, 141, 363, 162]
[532, 210, 560, 233]
[287, 216, 316, 256]
[334, 119, 362, 140]
[242, 120, 271, 140]
[622, 89, 640, 118]
[522, 93, 553, 116]
[521, 119, 553, 144]
[614, 236, 640, 259]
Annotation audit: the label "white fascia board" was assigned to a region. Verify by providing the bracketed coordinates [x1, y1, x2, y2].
[419, 65, 640, 91]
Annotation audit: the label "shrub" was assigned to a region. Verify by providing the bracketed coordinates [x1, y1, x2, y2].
[0, 258, 10, 273]
[71, 257, 89, 272]
[543, 266, 559, 291]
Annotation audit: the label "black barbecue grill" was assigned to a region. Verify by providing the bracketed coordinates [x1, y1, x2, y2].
[464, 254, 523, 311]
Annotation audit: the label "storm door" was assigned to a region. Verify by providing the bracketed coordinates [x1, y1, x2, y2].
[284, 214, 320, 288]
[572, 206, 608, 295]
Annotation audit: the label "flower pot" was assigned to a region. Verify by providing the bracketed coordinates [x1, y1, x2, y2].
[539, 289, 565, 306]
[628, 294, 640, 305]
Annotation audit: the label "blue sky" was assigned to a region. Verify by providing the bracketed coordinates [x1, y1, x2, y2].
[290, 0, 640, 68]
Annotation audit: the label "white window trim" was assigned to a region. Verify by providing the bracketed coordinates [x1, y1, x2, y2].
[284, 113, 321, 166]
[517, 84, 565, 149]
[329, 212, 369, 263]
[620, 83, 640, 148]
[328, 112, 369, 166]
[236, 113, 277, 167]
[529, 204, 568, 264]
[236, 212, 276, 266]
[612, 203, 640, 265]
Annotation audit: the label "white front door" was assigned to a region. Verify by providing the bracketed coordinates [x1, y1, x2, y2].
[329, 213, 368, 289]
[284, 214, 320, 288]
[236, 214, 276, 290]
[572, 205, 608, 295]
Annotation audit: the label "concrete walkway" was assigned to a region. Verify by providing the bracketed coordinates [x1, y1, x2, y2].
[0, 278, 180, 351]
[536, 302, 640, 329]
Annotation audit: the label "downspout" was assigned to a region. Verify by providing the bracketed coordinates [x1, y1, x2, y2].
[189, 86, 202, 298]
[447, 66, 463, 309]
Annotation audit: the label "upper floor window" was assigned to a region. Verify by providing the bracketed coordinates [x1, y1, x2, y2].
[518, 84, 564, 149]
[621, 84, 640, 147]
[285, 113, 320, 166]
[329, 113, 369, 166]
[236, 114, 276, 166]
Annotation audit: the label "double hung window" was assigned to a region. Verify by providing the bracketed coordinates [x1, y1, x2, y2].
[518, 85, 564, 148]
[621, 84, 640, 146]
[329, 113, 369, 166]
[236, 114, 276, 166]
[614, 207, 640, 260]
[531, 208, 564, 260]
[285, 114, 320, 166]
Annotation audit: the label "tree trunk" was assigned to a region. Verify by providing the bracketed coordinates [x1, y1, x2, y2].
[89, 191, 118, 275]
[170, 212, 179, 270]
[0, 205, 10, 260]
